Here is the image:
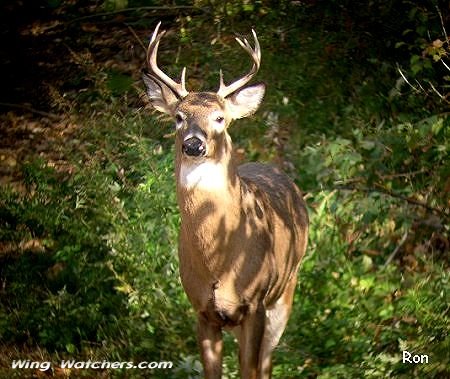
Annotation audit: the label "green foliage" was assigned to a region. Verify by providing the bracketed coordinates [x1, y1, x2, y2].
[277, 190, 449, 378]
[103, 0, 129, 12]
[1, 160, 123, 350]
[0, 109, 196, 375]
[393, 1, 450, 106]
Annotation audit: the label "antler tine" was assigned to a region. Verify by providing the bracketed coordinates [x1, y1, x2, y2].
[149, 20, 161, 45]
[217, 29, 261, 98]
[146, 22, 189, 98]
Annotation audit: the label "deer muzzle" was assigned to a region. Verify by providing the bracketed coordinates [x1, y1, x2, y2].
[182, 135, 206, 157]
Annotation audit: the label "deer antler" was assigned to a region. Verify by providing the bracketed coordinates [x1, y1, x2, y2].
[146, 22, 189, 98]
[217, 29, 261, 99]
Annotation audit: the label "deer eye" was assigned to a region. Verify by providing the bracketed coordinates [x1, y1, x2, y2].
[175, 114, 183, 123]
[175, 113, 185, 129]
[210, 112, 226, 133]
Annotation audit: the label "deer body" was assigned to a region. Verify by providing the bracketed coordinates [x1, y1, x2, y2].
[143, 24, 308, 379]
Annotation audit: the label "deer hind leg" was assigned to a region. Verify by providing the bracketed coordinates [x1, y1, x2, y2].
[197, 313, 223, 379]
[258, 277, 298, 379]
[237, 302, 266, 379]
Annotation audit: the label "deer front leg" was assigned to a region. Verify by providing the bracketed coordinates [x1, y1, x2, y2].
[238, 303, 266, 379]
[197, 313, 223, 379]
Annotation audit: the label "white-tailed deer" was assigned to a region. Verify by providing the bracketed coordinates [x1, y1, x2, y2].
[143, 22, 308, 379]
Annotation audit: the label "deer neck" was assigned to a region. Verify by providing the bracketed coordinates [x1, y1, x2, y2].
[175, 134, 243, 271]
[176, 137, 241, 217]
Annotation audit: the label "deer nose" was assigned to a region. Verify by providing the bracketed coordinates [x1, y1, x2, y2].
[182, 136, 206, 157]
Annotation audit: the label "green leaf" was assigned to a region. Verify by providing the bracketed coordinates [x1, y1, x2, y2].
[66, 343, 76, 354]
[107, 72, 134, 95]
[361, 140, 375, 150]
[431, 119, 444, 135]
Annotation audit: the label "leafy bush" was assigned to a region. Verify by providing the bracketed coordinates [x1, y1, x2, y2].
[0, 109, 197, 376]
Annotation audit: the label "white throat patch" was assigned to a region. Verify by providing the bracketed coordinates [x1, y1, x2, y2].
[179, 160, 228, 191]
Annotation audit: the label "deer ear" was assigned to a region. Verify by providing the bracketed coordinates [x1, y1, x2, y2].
[226, 83, 265, 120]
[143, 72, 179, 115]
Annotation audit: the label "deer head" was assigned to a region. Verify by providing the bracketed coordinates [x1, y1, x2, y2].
[143, 22, 265, 164]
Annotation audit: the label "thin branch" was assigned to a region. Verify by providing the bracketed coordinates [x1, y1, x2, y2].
[382, 231, 409, 270]
[436, 5, 449, 46]
[127, 25, 146, 53]
[397, 65, 449, 103]
[334, 184, 449, 219]
[415, 79, 426, 93]
[441, 59, 450, 72]
[375, 183, 447, 216]
[0, 102, 60, 120]
[69, 6, 201, 24]
[333, 170, 428, 183]
[377, 169, 427, 180]
[427, 80, 449, 103]
[397, 65, 420, 92]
